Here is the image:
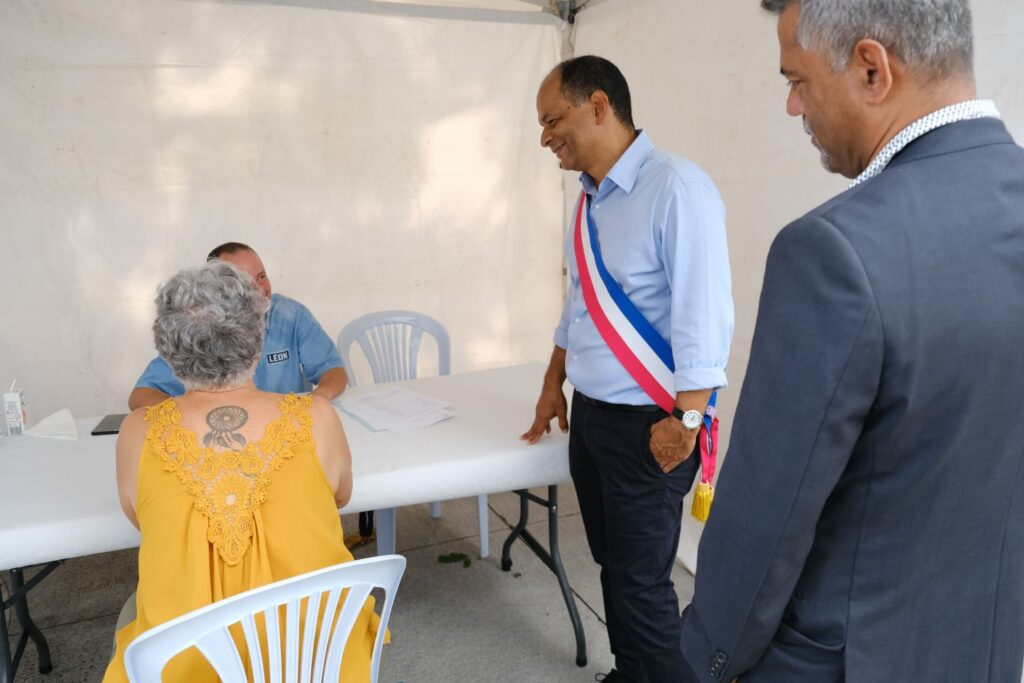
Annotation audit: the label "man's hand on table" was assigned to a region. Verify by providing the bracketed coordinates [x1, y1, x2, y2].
[649, 416, 697, 473]
[521, 346, 568, 444]
[311, 367, 349, 402]
[521, 383, 568, 444]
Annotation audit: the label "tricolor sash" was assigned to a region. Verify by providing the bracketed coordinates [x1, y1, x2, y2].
[572, 191, 719, 521]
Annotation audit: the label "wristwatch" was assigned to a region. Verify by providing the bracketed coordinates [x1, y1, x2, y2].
[672, 407, 703, 430]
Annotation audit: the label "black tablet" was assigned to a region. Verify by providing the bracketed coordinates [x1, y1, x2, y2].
[91, 413, 128, 436]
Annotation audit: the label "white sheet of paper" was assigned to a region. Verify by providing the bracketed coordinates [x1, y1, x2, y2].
[339, 386, 455, 434]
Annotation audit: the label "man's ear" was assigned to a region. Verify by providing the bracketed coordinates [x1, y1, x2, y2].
[590, 89, 611, 124]
[850, 38, 894, 104]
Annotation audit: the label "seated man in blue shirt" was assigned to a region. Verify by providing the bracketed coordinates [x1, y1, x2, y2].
[128, 242, 348, 409]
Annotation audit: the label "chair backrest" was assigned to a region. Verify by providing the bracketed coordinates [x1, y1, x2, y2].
[124, 555, 406, 683]
[336, 310, 450, 387]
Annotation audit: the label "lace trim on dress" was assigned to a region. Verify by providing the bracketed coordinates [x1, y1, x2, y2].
[143, 394, 314, 565]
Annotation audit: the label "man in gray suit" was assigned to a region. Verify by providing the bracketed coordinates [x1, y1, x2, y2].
[678, 1, 1024, 681]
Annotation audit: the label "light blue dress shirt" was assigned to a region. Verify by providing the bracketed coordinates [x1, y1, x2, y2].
[135, 293, 343, 396]
[555, 131, 733, 405]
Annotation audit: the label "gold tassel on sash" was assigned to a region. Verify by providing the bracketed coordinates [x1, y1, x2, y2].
[691, 481, 714, 522]
[690, 407, 719, 522]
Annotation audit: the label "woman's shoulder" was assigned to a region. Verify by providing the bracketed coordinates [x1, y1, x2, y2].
[115, 406, 152, 462]
[272, 392, 318, 415]
[306, 395, 341, 425]
[264, 393, 340, 435]
[119, 407, 150, 440]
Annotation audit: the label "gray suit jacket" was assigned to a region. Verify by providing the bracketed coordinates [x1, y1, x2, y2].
[680, 118, 1024, 683]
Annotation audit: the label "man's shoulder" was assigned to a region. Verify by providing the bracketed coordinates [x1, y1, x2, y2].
[805, 132, 1024, 236]
[136, 355, 172, 382]
[269, 293, 305, 312]
[789, 160, 922, 242]
[642, 147, 717, 191]
[266, 293, 334, 349]
[773, 188, 879, 265]
[134, 355, 184, 394]
[268, 293, 316, 323]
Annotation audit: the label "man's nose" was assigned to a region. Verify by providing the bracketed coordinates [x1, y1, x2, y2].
[786, 86, 803, 117]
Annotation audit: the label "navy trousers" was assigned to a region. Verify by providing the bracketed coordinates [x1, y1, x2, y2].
[570, 391, 700, 683]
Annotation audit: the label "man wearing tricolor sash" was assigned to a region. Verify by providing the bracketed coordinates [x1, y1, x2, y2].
[522, 56, 734, 683]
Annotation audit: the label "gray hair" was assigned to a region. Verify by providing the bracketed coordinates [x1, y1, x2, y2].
[153, 261, 268, 391]
[761, 0, 974, 78]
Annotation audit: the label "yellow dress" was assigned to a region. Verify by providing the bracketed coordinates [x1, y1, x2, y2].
[103, 395, 383, 682]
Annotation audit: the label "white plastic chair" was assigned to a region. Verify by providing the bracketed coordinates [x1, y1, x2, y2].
[123, 555, 405, 683]
[337, 310, 490, 558]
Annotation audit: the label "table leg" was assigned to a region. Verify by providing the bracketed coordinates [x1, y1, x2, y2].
[0, 584, 11, 683]
[500, 488, 530, 567]
[358, 511, 374, 538]
[375, 508, 397, 556]
[477, 494, 489, 559]
[500, 486, 587, 667]
[0, 562, 62, 682]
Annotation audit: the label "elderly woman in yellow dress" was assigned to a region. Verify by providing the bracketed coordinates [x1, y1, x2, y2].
[104, 261, 382, 682]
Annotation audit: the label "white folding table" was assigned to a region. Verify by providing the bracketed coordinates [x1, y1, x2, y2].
[0, 363, 586, 681]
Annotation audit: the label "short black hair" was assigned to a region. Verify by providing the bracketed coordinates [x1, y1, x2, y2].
[207, 242, 255, 262]
[556, 55, 634, 129]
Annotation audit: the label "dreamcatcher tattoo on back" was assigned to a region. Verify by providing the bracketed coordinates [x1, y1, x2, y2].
[204, 405, 249, 449]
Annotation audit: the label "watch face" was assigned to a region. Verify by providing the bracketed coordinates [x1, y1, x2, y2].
[682, 410, 703, 430]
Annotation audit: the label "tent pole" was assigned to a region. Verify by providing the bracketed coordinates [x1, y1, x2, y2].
[555, 1, 578, 59]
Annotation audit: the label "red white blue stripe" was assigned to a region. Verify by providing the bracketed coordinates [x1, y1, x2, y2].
[573, 192, 677, 413]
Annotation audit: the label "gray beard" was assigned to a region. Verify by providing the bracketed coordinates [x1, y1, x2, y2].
[803, 117, 836, 173]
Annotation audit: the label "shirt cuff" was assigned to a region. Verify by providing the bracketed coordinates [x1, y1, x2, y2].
[674, 366, 728, 393]
[553, 328, 569, 348]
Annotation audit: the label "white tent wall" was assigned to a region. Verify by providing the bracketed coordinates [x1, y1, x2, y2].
[4, 0, 1022, 573]
[573, 0, 1024, 570]
[0, 0, 565, 419]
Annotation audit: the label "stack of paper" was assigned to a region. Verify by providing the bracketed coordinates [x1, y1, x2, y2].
[338, 386, 455, 434]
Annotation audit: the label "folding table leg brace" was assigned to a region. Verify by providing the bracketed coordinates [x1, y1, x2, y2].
[500, 485, 587, 667]
[0, 562, 61, 683]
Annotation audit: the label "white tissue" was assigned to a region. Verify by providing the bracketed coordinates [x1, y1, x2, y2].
[25, 409, 78, 441]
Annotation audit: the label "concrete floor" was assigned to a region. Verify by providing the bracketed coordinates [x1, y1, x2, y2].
[3, 486, 695, 682]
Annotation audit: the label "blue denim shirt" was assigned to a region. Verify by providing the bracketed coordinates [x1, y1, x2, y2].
[555, 131, 733, 404]
[136, 293, 343, 395]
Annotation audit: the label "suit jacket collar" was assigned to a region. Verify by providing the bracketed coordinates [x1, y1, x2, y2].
[887, 117, 1015, 170]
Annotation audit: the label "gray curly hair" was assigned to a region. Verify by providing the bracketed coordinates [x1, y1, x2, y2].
[153, 261, 268, 390]
[761, 0, 974, 78]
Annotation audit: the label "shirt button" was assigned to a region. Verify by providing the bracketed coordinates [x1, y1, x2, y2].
[573, 354, 579, 360]
[574, 317, 580, 323]
[594, 203, 600, 209]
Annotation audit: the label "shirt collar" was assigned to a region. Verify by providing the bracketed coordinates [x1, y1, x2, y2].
[580, 129, 653, 196]
[849, 99, 1000, 188]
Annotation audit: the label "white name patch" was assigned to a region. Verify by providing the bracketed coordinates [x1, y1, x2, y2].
[266, 350, 290, 364]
